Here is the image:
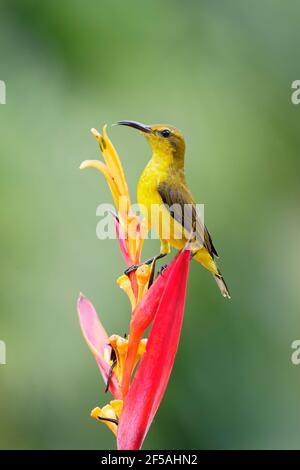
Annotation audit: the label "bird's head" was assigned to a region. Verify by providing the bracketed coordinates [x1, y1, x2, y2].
[117, 120, 185, 165]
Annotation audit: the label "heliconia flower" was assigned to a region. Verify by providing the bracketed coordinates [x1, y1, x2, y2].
[77, 248, 190, 449]
[117, 249, 191, 450]
[78, 125, 192, 450]
[120, 255, 180, 398]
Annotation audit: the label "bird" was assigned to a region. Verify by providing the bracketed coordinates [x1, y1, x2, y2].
[117, 120, 230, 299]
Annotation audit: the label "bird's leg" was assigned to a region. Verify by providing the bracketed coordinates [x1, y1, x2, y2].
[148, 240, 170, 287]
[157, 264, 168, 277]
[147, 253, 168, 288]
[124, 252, 166, 276]
[124, 240, 170, 285]
[124, 257, 154, 275]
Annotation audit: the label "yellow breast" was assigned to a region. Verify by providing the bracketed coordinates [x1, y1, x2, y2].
[137, 158, 185, 246]
[137, 159, 166, 214]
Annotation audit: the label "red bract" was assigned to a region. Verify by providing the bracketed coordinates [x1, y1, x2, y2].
[121, 251, 184, 398]
[117, 249, 190, 450]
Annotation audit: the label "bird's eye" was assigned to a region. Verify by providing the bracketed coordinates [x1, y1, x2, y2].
[160, 129, 171, 138]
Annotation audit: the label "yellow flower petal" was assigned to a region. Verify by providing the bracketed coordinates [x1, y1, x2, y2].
[117, 275, 136, 310]
[127, 214, 140, 261]
[103, 125, 130, 203]
[136, 264, 151, 302]
[137, 338, 147, 356]
[80, 159, 120, 210]
[107, 335, 147, 390]
[110, 399, 123, 419]
[90, 402, 121, 436]
[108, 335, 128, 385]
[132, 337, 147, 370]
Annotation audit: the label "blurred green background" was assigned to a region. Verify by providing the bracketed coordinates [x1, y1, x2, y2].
[1, 0, 300, 450]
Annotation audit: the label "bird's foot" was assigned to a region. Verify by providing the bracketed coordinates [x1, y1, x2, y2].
[125, 253, 168, 290]
[147, 253, 168, 288]
[124, 264, 139, 275]
[124, 257, 154, 276]
[157, 264, 168, 277]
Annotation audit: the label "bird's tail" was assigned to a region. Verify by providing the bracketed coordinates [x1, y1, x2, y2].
[214, 271, 231, 299]
[192, 249, 231, 299]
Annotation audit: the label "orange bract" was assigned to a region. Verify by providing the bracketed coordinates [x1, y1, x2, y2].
[80, 125, 148, 299]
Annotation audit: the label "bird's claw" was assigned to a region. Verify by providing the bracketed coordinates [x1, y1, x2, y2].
[124, 264, 139, 275]
[124, 257, 155, 276]
[157, 264, 168, 277]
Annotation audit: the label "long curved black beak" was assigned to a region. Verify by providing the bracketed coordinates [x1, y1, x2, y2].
[116, 120, 151, 133]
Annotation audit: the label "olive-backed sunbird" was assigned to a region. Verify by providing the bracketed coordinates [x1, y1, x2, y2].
[117, 120, 230, 299]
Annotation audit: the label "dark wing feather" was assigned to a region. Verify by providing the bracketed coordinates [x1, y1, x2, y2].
[158, 179, 218, 258]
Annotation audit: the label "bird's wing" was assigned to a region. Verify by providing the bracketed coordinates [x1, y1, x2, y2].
[158, 179, 218, 258]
